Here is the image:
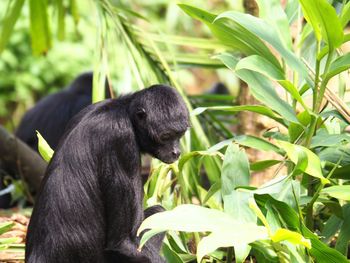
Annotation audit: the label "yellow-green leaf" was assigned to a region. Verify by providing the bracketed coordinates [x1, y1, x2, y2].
[276, 140, 329, 184]
[271, 228, 311, 249]
[36, 131, 54, 162]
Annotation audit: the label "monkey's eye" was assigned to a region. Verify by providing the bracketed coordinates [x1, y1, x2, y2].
[136, 108, 146, 119]
[160, 133, 172, 142]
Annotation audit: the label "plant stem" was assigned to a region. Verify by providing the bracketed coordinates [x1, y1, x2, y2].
[313, 59, 320, 111]
[226, 247, 234, 263]
[315, 50, 334, 112]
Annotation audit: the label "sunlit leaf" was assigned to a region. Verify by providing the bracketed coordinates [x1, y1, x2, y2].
[29, 0, 52, 55]
[271, 228, 311, 248]
[0, 0, 25, 54]
[36, 131, 54, 162]
[321, 186, 350, 201]
[221, 144, 250, 196]
[276, 140, 329, 184]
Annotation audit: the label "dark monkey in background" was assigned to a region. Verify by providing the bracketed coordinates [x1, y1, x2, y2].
[16, 72, 110, 151]
[25, 85, 190, 263]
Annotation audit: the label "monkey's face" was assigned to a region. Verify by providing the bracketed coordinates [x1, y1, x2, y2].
[150, 131, 185, 164]
[134, 110, 188, 164]
[130, 85, 190, 164]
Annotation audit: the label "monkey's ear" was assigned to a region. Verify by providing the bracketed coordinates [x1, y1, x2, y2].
[136, 108, 146, 119]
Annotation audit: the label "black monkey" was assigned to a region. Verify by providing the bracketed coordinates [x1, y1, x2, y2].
[25, 85, 190, 263]
[15, 72, 110, 151]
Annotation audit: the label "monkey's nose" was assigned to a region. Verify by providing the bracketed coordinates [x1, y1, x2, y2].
[172, 150, 180, 159]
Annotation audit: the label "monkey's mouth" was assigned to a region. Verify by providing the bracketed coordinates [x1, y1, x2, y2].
[154, 153, 178, 164]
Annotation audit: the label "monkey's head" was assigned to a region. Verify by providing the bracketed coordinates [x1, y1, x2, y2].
[130, 85, 190, 164]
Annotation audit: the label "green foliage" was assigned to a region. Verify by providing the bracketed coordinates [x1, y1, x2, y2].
[139, 1, 350, 262]
[1, 0, 350, 262]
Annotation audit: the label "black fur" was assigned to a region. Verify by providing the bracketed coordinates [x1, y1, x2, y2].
[25, 85, 190, 263]
[15, 72, 110, 151]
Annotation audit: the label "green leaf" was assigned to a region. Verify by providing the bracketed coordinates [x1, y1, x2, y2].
[255, 194, 349, 263]
[197, 227, 266, 263]
[234, 69, 298, 123]
[162, 242, 184, 263]
[311, 132, 350, 148]
[235, 135, 281, 153]
[325, 53, 350, 81]
[335, 204, 350, 255]
[271, 228, 311, 248]
[214, 11, 308, 79]
[254, 176, 300, 209]
[0, 222, 14, 235]
[224, 191, 256, 223]
[321, 215, 342, 243]
[276, 140, 329, 184]
[56, 0, 65, 40]
[250, 160, 281, 171]
[69, 0, 79, 25]
[340, 1, 350, 28]
[36, 131, 54, 162]
[178, 5, 281, 69]
[0, 237, 21, 245]
[0, 0, 25, 54]
[256, 0, 292, 49]
[29, 0, 52, 55]
[235, 55, 285, 80]
[221, 144, 250, 196]
[192, 105, 285, 125]
[321, 186, 350, 201]
[299, 0, 343, 49]
[137, 205, 268, 262]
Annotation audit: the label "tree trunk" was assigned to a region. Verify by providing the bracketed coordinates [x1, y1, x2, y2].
[0, 126, 46, 192]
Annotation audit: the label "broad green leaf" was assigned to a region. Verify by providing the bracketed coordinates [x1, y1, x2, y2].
[254, 176, 300, 209]
[335, 204, 350, 255]
[235, 55, 285, 80]
[325, 53, 350, 81]
[213, 52, 239, 70]
[321, 215, 342, 243]
[235, 135, 281, 153]
[192, 105, 284, 124]
[138, 205, 234, 235]
[138, 205, 268, 262]
[321, 186, 350, 201]
[249, 198, 270, 232]
[178, 138, 231, 171]
[221, 144, 250, 196]
[299, 0, 343, 49]
[234, 69, 298, 123]
[214, 11, 308, 79]
[178, 5, 281, 69]
[250, 240, 279, 262]
[29, 0, 52, 55]
[197, 227, 267, 263]
[36, 131, 54, 162]
[340, 1, 350, 28]
[276, 140, 329, 184]
[271, 228, 311, 248]
[250, 160, 281, 171]
[162, 242, 184, 263]
[255, 195, 349, 263]
[224, 191, 256, 223]
[256, 0, 292, 48]
[203, 181, 221, 204]
[0, 0, 25, 54]
[311, 133, 350, 148]
[333, 164, 350, 179]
